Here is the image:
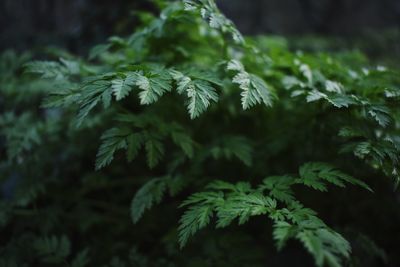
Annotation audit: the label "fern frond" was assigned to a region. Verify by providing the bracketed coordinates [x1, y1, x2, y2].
[144, 133, 165, 168]
[178, 205, 214, 248]
[259, 176, 296, 203]
[183, 0, 244, 44]
[227, 60, 274, 109]
[131, 176, 187, 224]
[272, 221, 295, 250]
[25, 60, 72, 80]
[95, 128, 131, 170]
[179, 176, 354, 267]
[112, 72, 138, 101]
[126, 133, 144, 162]
[209, 135, 253, 166]
[137, 69, 172, 105]
[76, 79, 113, 127]
[171, 131, 195, 158]
[131, 178, 167, 223]
[298, 162, 372, 192]
[171, 70, 219, 119]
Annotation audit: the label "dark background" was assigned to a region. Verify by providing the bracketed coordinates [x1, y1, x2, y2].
[1, 0, 399, 54]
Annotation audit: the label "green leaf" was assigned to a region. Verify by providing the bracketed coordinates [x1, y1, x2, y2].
[171, 70, 219, 119]
[187, 80, 219, 119]
[131, 178, 167, 223]
[89, 43, 111, 60]
[297, 230, 324, 266]
[367, 105, 392, 127]
[112, 72, 137, 101]
[166, 175, 186, 196]
[210, 136, 253, 166]
[272, 221, 295, 250]
[144, 134, 165, 168]
[24, 61, 66, 79]
[298, 162, 372, 192]
[137, 69, 172, 105]
[75, 79, 112, 127]
[326, 94, 357, 108]
[227, 60, 274, 109]
[184, 0, 244, 44]
[178, 205, 214, 248]
[131, 176, 186, 224]
[0, 112, 42, 161]
[95, 128, 130, 170]
[126, 133, 144, 162]
[260, 176, 295, 203]
[171, 131, 195, 158]
[216, 193, 275, 227]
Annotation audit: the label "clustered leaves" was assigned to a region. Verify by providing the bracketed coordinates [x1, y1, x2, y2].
[1, 0, 399, 266]
[177, 163, 369, 266]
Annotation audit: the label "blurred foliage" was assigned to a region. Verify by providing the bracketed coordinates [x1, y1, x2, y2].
[1, 0, 400, 267]
[288, 28, 400, 67]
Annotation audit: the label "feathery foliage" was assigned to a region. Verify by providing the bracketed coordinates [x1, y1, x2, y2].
[1, 0, 400, 266]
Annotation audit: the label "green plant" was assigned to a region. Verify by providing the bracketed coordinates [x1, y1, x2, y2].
[1, 1, 399, 266]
